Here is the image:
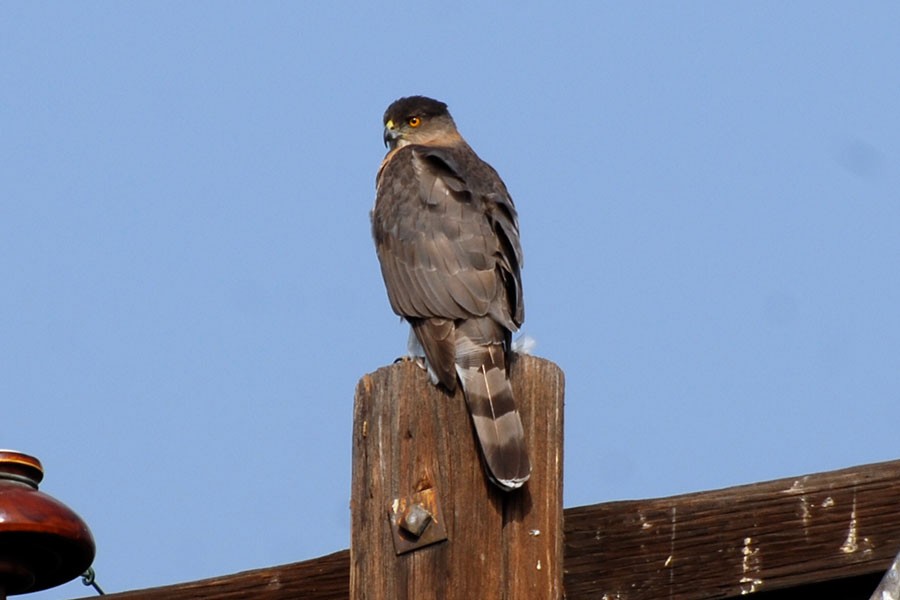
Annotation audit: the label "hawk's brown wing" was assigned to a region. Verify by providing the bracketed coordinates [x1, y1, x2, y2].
[372, 143, 530, 490]
[373, 145, 522, 329]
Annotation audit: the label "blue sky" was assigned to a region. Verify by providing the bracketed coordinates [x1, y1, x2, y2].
[3, 3, 899, 597]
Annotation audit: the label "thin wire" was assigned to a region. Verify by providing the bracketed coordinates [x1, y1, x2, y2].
[81, 567, 105, 595]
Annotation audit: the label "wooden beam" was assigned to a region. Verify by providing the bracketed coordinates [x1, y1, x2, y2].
[73, 549, 349, 599]
[350, 355, 565, 600]
[564, 459, 900, 599]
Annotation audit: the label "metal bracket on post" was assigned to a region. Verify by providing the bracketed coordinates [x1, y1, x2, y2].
[388, 486, 448, 555]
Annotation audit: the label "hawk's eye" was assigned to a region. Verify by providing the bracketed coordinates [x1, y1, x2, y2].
[408, 116, 422, 128]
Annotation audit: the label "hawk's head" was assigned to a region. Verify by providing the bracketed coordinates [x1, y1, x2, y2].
[383, 96, 461, 150]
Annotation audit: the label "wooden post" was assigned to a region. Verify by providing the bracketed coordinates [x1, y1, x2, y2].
[350, 354, 564, 600]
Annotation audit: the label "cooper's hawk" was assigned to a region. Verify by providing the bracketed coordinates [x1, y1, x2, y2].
[371, 96, 530, 491]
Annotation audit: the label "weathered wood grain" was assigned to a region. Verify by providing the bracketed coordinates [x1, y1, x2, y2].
[350, 354, 565, 600]
[564, 459, 900, 599]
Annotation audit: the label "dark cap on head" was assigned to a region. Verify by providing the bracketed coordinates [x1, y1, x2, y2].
[383, 96, 450, 125]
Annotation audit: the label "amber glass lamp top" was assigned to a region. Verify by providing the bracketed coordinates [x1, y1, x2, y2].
[0, 450, 96, 595]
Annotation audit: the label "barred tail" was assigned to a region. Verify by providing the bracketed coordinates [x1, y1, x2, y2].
[455, 320, 531, 491]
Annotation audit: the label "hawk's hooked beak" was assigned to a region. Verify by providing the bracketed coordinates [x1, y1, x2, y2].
[383, 119, 400, 148]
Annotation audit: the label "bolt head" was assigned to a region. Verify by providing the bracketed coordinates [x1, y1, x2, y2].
[399, 503, 433, 537]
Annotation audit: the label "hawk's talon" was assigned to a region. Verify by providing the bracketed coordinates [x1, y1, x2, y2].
[392, 355, 427, 372]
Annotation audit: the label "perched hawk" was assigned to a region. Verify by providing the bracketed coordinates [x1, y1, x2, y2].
[371, 96, 530, 491]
